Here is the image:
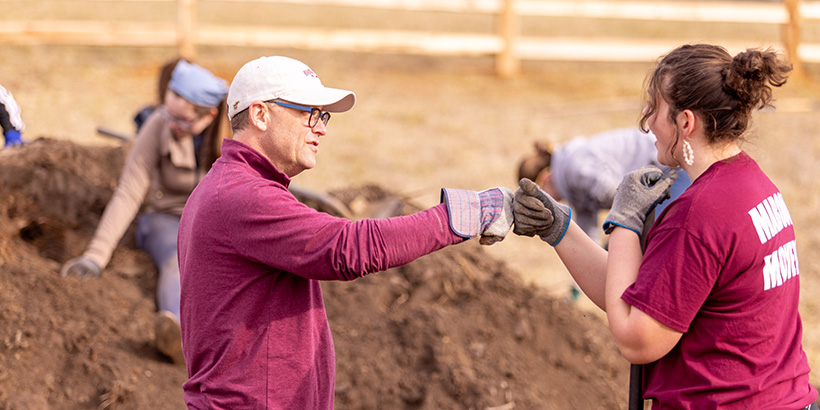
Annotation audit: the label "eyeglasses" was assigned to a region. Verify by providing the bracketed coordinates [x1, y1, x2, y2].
[268, 100, 331, 128]
[157, 106, 200, 132]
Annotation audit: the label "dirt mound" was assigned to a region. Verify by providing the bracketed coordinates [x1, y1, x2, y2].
[0, 139, 629, 410]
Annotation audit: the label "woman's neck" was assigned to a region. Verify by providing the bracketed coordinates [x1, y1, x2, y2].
[683, 141, 741, 181]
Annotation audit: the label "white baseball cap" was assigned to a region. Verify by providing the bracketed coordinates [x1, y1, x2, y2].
[226, 56, 356, 120]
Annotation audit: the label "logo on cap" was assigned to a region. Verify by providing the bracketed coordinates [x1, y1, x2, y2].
[303, 69, 318, 79]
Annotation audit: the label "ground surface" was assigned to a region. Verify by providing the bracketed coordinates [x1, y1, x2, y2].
[0, 140, 629, 409]
[1, 38, 819, 409]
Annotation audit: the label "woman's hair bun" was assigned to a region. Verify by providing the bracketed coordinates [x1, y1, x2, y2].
[724, 48, 791, 110]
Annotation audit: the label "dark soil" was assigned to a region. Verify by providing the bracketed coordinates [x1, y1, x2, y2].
[0, 139, 630, 409]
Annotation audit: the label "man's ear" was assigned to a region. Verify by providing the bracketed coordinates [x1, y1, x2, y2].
[248, 101, 270, 131]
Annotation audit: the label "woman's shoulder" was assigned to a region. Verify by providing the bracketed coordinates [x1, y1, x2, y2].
[129, 110, 174, 154]
[134, 109, 170, 140]
[661, 156, 777, 234]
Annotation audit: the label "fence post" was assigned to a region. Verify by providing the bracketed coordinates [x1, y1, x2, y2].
[496, 0, 519, 77]
[783, 0, 806, 79]
[178, 0, 196, 60]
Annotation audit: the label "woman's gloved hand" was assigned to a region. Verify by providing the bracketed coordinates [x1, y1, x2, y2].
[603, 167, 678, 236]
[60, 256, 102, 278]
[512, 178, 571, 246]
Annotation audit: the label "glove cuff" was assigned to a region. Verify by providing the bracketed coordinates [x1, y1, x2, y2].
[602, 220, 641, 236]
[545, 206, 571, 246]
[440, 188, 481, 239]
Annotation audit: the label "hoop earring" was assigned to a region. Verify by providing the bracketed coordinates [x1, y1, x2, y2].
[683, 140, 695, 166]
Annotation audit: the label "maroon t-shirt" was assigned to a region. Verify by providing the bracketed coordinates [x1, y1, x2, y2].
[178, 139, 459, 409]
[623, 152, 817, 409]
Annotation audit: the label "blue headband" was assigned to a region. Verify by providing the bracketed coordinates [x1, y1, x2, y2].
[168, 60, 229, 108]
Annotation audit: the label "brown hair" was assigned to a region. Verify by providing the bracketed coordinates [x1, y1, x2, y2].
[639, 44, 791, 149]
[517, 140, 554, 182]
[229, 106, 251, 132]
[157, 57, 189, 106]
[198, 101, 229, 170]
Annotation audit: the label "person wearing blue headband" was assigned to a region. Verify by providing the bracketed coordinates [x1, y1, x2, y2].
[60, 59, 230, 366]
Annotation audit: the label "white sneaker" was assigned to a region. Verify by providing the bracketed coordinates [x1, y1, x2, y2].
[155, 311, 184, 365]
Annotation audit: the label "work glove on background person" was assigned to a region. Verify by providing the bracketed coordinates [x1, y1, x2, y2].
[602, 167, 678, 236]
[441, 187, 514, 245]
[60, 256, 102, 278]
[4, 129, 23, 148]
[512, 178, 571, 246]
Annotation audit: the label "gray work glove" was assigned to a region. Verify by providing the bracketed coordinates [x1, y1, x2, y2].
[441, 187, 514, 245]
[602, 167, 678, 236]
[60, 256, 101, 278]
[513, 178, 571, 246]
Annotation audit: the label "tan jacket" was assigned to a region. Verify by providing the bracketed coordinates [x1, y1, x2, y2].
[84, 111, 209, 269]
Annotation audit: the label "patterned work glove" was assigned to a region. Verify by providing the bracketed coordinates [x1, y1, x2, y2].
[441, 187, 514, 245]
[60, 256, 102, 278]
[4, 129, 23, 148]
[602, 167, 678, 236]
[513, 178, 571, 246]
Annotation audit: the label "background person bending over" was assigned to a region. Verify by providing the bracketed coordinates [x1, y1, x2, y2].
[517, 127, 690, 243]
[177, 56, 513, 409]
[60, 60, 230, 366]
[0, 83, 25, 148]
[517, 127, 691, 300]
[513, 44, 817, 409]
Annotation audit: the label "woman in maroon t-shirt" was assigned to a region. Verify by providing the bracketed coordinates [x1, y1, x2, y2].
[513, 44, 817, 409]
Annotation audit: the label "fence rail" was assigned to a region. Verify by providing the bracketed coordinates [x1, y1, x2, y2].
[1, 0, 818, 77]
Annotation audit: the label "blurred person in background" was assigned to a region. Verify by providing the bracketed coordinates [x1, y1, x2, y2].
[60, 60, 230, 366]
[517, 127, 690, 300]
[177, 55, 514, 409]
[133, 57, 184, 133]
[1, 83, 25, 148]
[513, 44, 817, 409]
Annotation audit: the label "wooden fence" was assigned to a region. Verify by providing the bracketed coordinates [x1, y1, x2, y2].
[2, 0, 820, 77]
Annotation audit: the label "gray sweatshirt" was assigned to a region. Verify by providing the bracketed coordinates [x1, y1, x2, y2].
[550, 127, 661, 240]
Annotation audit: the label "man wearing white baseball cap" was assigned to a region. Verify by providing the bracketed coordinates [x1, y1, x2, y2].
[226, 55, 355, 119]
[178, 56, 514, 409]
